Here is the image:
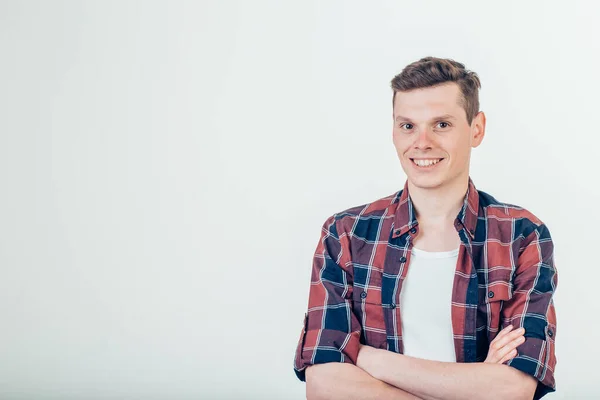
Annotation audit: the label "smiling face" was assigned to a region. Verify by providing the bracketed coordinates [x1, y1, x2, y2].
[392, 82, 486, 190]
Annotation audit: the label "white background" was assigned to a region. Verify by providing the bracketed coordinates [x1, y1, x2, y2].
[1, 0, 598, 399]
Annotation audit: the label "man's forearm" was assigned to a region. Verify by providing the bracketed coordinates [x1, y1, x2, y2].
[305, 362, 424, 400]
[357, 348, 535, 400]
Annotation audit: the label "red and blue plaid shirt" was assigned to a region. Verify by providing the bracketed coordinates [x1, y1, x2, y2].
[293, 177, 558, 399]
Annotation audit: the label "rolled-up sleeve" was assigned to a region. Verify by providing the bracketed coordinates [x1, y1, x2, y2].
[502, 223, 558, 399]
[293, 214, 362, 382]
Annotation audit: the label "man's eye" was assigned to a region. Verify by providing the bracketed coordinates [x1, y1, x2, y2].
[399, 123, 413, 130]
[438, 122, 451, 128]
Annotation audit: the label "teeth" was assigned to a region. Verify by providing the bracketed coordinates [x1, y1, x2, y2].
[413, 158, 442, 167]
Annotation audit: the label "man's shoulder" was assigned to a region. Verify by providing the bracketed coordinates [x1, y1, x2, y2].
[478, 189, 548, 236]
[328, 190, 401, 224]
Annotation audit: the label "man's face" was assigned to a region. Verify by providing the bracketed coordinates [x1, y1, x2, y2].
[392, 82, 485, 190]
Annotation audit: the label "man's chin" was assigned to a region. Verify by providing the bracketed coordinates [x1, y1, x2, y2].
[406, 175, 445, 190]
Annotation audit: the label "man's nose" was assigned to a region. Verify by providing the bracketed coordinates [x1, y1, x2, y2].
[413, 128, 434, 149]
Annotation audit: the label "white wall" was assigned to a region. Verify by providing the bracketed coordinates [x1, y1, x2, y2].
[0, 0, 597, 398]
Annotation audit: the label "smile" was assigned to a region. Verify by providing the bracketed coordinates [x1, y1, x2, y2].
[410, 158, 444, 167]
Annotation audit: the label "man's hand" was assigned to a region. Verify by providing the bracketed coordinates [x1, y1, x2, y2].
[484, 324, 525, 364]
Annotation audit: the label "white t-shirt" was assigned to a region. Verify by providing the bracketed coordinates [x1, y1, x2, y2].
[399, 246, 459, 362]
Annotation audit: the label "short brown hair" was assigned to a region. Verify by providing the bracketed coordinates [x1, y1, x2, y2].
[391, 57, 481, 125]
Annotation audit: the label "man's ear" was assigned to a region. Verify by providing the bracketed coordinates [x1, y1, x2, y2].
[471, 111, 486, 148]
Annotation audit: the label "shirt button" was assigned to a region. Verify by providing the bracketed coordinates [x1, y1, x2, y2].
[399, 256, 407, 263]
[394, 229, 401, 235]
[409, 227, 417, 234]
[488, 291, 494, 298]
[360, 291, 367, 299]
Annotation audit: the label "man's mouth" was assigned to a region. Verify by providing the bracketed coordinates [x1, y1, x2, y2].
[410, 158, 444, 167]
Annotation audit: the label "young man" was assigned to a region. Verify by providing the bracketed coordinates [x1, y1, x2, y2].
[293, 57, 558, 400]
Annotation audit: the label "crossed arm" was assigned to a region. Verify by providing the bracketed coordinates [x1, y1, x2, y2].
[306, 344, 537, 400]
[362, 344, 536, 400]
[306, 350, 537, 400]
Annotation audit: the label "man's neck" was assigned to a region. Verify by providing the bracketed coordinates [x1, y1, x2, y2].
[407, 175, 469, 227]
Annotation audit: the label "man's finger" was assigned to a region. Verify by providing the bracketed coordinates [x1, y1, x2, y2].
[497, 326, 524, 343]
[509, 334, 526, 348]
[498, 335, 524, 362]
[499, 349, 518, 364]
[492, 325, 517, 344]
[490, 334, 521, 364]
[490, 327, 524, 351]
[501, 327, 525, 343]
[493, 324, 514, 341]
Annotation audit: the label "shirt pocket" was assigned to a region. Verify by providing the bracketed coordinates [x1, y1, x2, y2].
[352, 267, 387, 349]
[484, 278, 513, 337]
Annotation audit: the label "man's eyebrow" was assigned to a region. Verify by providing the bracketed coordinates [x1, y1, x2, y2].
[394, 114, 457, 122]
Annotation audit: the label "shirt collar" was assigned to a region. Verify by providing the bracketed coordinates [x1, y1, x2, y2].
[391, 176, 480, 240]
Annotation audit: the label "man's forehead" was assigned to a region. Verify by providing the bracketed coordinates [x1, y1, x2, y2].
[393, 85, 463, 119]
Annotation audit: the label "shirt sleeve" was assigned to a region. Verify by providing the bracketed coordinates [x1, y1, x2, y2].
[293, 214, 362, 382]
[502, 223, 558, 400]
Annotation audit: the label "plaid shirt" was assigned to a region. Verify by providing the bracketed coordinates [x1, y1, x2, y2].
[293, 177, 558, 399]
